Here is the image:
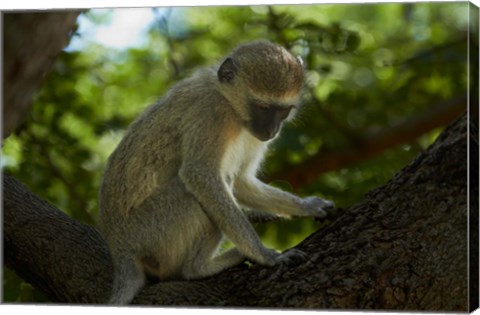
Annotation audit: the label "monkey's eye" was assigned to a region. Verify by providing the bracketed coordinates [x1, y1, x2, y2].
[254, 104, 270, 111]
[277, 106, 294, 119]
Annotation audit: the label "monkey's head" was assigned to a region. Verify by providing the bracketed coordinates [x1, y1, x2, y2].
[216, 40, 304, 141]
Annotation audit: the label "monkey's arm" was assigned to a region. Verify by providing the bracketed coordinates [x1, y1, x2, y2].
[244, 209, 284, 224]
[234, 177, 335, 218]
[179, 168, 278, 266]
[178, 130, 281, 266]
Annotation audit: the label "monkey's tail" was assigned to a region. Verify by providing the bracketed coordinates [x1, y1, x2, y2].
[108, 255, 145, 305]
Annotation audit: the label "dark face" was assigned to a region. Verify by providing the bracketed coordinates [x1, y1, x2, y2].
[248, 100, 294, 141]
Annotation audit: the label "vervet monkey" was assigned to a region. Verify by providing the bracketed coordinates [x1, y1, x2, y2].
[99, 40, 335, 305]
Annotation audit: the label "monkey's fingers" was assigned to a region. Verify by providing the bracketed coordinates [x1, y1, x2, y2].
[302, 196, 336, 218]
[320, 199, 335, 210]
[314, 207, 344, 222]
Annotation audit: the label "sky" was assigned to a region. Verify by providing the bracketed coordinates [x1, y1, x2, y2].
[21, 0, 476, 52]
[66, 8, 156, 51]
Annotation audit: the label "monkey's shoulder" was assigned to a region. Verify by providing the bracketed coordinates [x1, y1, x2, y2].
[152, 78, 235, 128]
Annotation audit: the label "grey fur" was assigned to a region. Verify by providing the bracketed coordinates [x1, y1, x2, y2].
[99, 40, 335, 305]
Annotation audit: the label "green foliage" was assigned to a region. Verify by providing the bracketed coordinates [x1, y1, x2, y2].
[3, 268, 48, 302]
[2, 3, 470, 302]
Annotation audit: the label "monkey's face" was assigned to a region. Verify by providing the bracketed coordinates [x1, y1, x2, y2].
[248, 100, 295, 141]
[216, 41, 304, 141]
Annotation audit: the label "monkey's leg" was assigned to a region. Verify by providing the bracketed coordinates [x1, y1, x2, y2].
[183, 248, 246, 279]
[108, 253, 145, 305]
[181, 229, 245, 280]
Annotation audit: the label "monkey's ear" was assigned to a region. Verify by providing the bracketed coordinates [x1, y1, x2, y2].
[296, 56, 305, 67]
[218, 57, 238, 83]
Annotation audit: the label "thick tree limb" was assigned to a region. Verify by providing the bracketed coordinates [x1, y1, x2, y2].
[3, 11, 81, 138]
[3, 174, 113, 303]
[3, 112, 475, 310]
[268, 94, 467, 189]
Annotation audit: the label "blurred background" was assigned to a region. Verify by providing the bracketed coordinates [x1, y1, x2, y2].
[2, 2, 473, 302]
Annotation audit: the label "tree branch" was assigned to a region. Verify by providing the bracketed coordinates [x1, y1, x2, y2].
[3, 11, 81, 138]
[3, 175, 112, 303]
[4, 112, 474, 310]
[268, 93, 467, 189]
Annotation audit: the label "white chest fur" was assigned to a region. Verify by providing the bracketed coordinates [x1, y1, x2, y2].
[221, 129, 267, 186]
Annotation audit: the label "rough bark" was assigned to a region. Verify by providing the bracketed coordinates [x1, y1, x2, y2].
[3, 175, 113, 304]
[3, 11, 81, 138]
[4, 112, 474, 311]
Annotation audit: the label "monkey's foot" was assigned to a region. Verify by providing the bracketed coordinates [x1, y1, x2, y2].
[275, 248, 309, 267]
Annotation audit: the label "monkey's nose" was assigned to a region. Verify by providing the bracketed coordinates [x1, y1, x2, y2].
[267, 126, 278, 138]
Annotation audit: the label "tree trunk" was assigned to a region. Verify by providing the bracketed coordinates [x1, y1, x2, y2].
[3, 11, 81, 138]
[4, 112, 476, 311]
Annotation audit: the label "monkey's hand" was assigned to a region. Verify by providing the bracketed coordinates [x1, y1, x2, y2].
[301, 196, 336, 218]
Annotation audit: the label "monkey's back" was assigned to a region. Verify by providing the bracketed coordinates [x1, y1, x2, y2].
[98, 69, 231, 228]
